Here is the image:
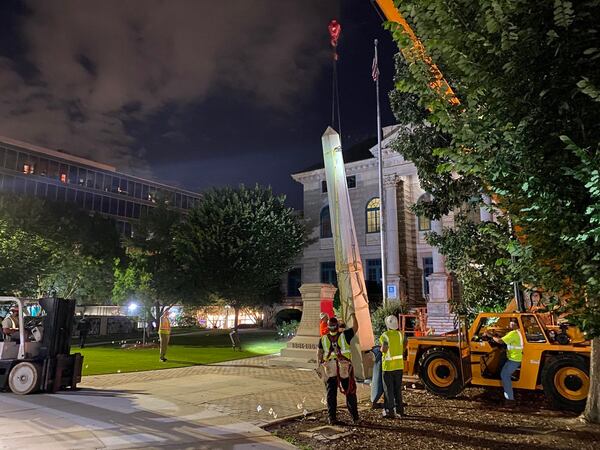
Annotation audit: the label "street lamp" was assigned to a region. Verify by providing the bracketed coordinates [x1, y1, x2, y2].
[128, 303, 138, 314]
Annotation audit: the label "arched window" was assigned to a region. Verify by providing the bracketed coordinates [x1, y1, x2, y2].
[418, 215, 431, 231]
[320, 206, 332, 238]
[366, 197, 380, 233]
[416, 193, 432, 231]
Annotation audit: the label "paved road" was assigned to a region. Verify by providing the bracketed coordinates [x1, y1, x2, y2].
[0, 355, 369, 449]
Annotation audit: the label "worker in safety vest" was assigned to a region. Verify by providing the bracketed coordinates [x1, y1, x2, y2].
[317, 314, 359, 425]
[493, 318, 523, 401]
[380, 315, 405, 418]
[158, 306, 172, 362]
[2, 306, 20, 342]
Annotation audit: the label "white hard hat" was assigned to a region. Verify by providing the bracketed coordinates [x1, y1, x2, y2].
[385, 315, 399, 330]
[320, 312, 329, 320]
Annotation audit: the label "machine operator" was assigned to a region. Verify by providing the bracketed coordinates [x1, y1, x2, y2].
[489, 318, 524, 402]
[2, 306, 20, 342]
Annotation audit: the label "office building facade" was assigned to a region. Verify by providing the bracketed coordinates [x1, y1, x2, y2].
[0, 136, 200, 235]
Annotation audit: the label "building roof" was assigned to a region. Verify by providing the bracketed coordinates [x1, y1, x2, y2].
[0, 135, 201, 197]
[292, 136, 377, 175]
[0, 135, 117, 172]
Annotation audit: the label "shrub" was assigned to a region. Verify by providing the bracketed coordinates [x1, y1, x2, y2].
[276, 320, 299, 340]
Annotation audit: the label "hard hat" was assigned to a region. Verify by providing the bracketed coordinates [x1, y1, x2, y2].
[320, 312, 329, 320]
[385, 315, 399, 330]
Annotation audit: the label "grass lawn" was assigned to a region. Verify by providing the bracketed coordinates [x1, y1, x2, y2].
[78, 330, 286, 376]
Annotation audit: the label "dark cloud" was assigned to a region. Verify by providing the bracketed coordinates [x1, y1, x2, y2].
[0, 0, 336, 176]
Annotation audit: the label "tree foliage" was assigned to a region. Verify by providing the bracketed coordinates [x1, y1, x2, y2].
[389, 0, 600, 332]
[113, 202, 190, 321]
[174, 185, 305, 329]
[390, 56, 511, 313]
[388, 0, 600, 420]
[0, 193, 122, 301]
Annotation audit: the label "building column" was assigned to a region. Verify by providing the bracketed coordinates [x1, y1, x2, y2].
[383, 175, 404, 302]
[426, 219, 454, 332]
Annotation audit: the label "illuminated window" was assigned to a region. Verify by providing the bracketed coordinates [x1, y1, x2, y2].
[417, 193, 432, 231]
[366, 197, 380, 233]
[320, 206, 332, 238]
[418, 215, 431, 231]
[60, 173, 67, 183]
[23, 164, 31, 174]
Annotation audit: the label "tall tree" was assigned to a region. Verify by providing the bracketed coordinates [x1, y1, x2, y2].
[113, 202, 190, 322]
[174, 185, 305, 330]
[388, 0, 600, 421]
[0, 193, 122, 301]
[390, 56, 513, 315]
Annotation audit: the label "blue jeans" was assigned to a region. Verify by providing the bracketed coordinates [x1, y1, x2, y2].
[370, 346, 384, 403]
[500, 359, 521, 400]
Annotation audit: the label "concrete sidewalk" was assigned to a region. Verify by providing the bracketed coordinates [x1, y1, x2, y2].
[0, 355, 369, 449]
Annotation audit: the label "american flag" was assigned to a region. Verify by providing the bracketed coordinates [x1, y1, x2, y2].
[372, 51, 379, 82]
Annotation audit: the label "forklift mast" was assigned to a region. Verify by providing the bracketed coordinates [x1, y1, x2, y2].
[39, 297, 77, 359]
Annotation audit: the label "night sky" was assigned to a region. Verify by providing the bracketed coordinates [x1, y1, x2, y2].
[0, 0, 396, 208]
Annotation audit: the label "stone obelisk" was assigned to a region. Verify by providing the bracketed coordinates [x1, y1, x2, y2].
[322, 127, 375, 379]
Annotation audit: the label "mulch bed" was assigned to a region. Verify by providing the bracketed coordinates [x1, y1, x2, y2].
[267, 386, 600, 450]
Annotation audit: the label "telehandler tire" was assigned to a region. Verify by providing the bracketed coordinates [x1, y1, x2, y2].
[541, 354, 589, 412]
[8, 362, 41, 395]
[419, 347, 464, 398]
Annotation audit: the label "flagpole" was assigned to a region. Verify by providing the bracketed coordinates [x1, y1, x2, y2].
[374, 39, 388, 307]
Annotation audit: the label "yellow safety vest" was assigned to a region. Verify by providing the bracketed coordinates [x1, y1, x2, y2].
[159, 314, 171, 334]
[321, 333, 352, 361]
[380, 330, 404, 371]
[502, 329, 523, 362]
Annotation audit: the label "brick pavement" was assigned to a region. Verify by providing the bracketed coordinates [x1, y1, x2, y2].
[80, 354, 370, 426]
[0, 355, 370, 448]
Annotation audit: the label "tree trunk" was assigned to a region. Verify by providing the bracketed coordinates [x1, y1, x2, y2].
[583, 337, 600, 423]
[234, 306, 240, 331]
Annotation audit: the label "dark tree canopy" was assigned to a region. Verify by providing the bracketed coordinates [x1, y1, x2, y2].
[174, 185, 305, 328]
[0, 193, 122, 301]
[388, 0, 600, 421]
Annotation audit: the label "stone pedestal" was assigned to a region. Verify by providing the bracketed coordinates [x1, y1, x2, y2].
[426, 273, 455, 333]
[272, 283, 336, 369]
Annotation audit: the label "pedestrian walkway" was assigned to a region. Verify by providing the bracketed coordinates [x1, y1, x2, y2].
[0, 355, 369, 449]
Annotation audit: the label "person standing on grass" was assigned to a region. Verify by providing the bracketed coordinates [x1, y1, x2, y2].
[158, 306, 172, 362]
[380, 315, 405, 418]
[77, 314, 91, 348]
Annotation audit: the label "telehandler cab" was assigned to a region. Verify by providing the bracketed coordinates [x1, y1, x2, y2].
[0, 296, 83, 394]
[404, 312, 591, 411]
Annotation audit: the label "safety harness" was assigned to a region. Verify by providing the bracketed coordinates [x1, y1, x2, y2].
[324, 332, 357, 395]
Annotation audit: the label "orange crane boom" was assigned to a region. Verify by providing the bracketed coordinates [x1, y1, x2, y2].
[373, 0, 460, 106]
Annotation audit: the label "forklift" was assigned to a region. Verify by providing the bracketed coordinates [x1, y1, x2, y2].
[0, 296, 83, 394]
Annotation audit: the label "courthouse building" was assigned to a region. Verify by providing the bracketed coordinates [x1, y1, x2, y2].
[0, 136, 200, 235]
[286, 126, 488, 332]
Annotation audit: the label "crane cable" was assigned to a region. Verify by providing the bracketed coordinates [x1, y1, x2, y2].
[328, 20, 342, 140]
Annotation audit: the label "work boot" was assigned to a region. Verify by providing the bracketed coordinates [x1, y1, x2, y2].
[371, 402, 383, 409]
[328, 416, 341, 426]
[352, 415, 361, 425]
